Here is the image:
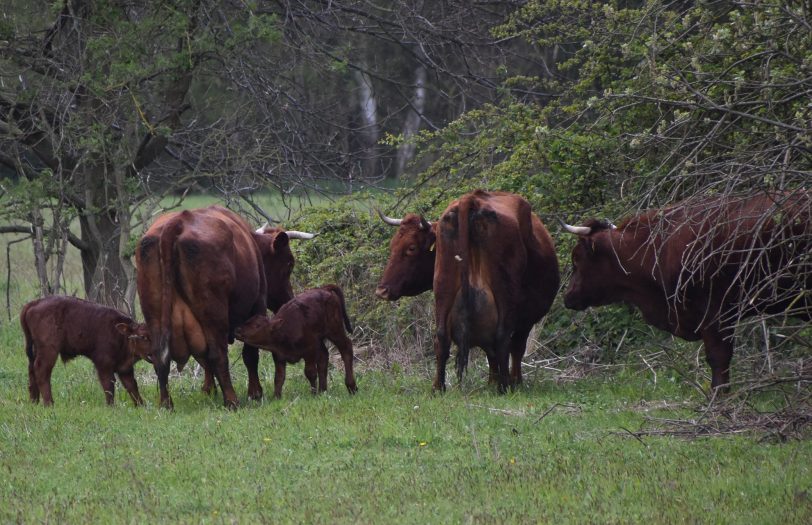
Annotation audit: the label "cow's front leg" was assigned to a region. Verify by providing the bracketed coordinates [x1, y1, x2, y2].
[96, 368, 117, 406]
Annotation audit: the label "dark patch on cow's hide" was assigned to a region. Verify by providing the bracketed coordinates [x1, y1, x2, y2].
[441, 210, 459, 239]
[180, 239, 202, 261]
[471, 208, 498, 242]
[138, 236, 158, 262]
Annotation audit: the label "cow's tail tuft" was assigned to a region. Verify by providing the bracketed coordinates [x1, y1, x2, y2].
[455, 195, 474, 382]
[326, 284, 353, 333]
[158, 217, 184, 365]
[19, 302, 34, 362]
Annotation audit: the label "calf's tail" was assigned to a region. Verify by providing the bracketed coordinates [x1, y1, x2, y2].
[326, 284, 352, 333]
[19, 303, 34, 361]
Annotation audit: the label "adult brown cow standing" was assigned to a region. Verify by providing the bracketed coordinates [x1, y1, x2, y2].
[563, 191, 812, 391]
[431, 190, 560, 393]
[136, 205, 309, 408]
[20, 295, 152, 406]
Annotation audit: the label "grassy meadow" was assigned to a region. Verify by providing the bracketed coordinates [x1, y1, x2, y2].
[0, 193, 810, 524]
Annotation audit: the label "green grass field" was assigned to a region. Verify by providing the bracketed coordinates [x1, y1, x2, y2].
[0, 316, 810, 523]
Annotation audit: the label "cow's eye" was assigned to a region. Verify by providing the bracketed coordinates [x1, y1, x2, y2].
[406, 244, 417, 255]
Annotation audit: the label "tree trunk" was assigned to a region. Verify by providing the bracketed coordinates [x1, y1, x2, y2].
[354, 70, 379, 178]
[395, 63, 427, 179]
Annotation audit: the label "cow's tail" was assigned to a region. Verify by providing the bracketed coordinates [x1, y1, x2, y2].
[19, 302, 34, 362]
[455, 195, 474, 382]
[326, 284, 353, 333]
[157, 216, 184, 365]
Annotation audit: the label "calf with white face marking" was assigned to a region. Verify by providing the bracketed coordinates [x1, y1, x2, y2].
[235, 285, 357, 398]
[20, 296, 152, 406]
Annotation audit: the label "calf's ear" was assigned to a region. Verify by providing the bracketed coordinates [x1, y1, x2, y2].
[114, 322, 132, 336]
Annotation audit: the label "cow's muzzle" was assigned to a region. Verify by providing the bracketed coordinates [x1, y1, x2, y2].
[375, 286, 390, 300]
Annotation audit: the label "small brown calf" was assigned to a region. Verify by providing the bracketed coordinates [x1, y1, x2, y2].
[20, 296, 152, 406]
[235, 285, 357, 398]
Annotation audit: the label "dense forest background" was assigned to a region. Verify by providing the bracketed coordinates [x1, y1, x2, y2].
[1, 0, 810, 378]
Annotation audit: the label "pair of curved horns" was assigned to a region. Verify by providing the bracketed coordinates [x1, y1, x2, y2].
[376, 209, 432, 230]
[256, 223, 316, 239]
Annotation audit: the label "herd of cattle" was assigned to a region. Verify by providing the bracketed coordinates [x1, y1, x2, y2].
[20, 189, 812, 408]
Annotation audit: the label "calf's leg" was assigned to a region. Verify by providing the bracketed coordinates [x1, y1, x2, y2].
[329, 334, 357, 394]
[304, 358, 318, 394]
[271, 353, 287, 399]
[118, 369, 144, 406]
[33, 349, 57, 406]
[243, 344, 263, 401]
[316, 343, 329, 394]
[27, 352, 40, 403]
[96, 368, 117, 405]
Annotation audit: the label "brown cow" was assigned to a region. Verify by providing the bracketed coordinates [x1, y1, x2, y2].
[136, 205, 311, 409]
[235, 285, 357, 399]
[563, 191, 812, 391]
[431, 190, 560, 393]
[20, 296, 151, 406]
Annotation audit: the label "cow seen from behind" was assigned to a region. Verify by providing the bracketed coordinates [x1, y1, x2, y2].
[563, 190, 812, 391]
[20, 296, 152, 406]
[235, 284, 357, 399]
[136, 206, 312, 409]
[431, 190, 560, 393]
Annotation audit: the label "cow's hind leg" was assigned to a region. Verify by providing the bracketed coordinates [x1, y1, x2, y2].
[153, 359, 173, 410]
[96, 368, 117, 406]
[432, 329, 452, 392]
[509, 326, 532, 387]
[118, 369, 144, 406]
[243, 344, 263, 401]
[329, 333, 357, 395]
[196, 356, 216, 395]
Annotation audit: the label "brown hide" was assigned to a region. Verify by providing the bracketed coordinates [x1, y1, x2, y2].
[564, 191, 812, 390]
[376, 214, 437, 300]
[432, 190, 560, 393]
[20, 296, 151, 406]
[235, 285, 357, 398]
[136, 206, 288, 409]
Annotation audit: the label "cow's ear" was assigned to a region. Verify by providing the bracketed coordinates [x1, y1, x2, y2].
[115, 323, 132, 336]
[273, 232, 290, 250]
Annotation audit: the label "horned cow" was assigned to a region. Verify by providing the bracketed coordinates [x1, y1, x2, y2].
[563, 190, 812, 390]
[431, 190, 560, 392]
